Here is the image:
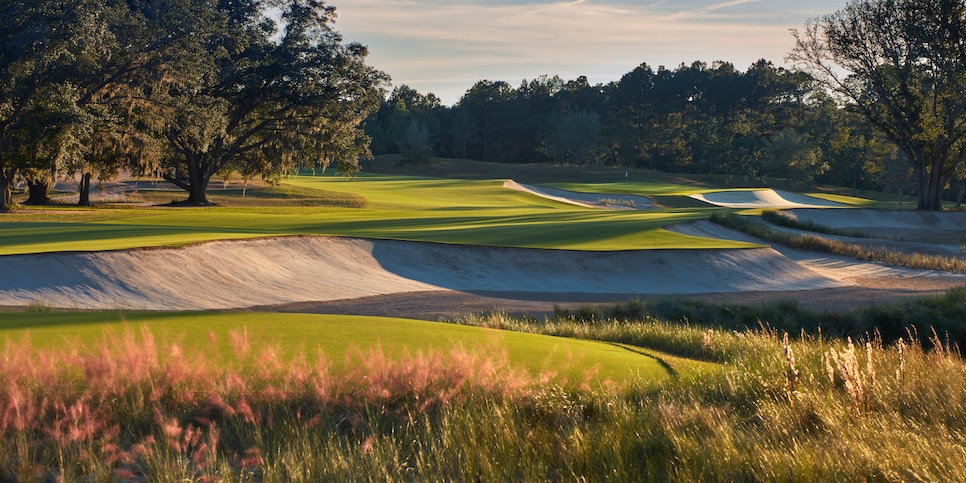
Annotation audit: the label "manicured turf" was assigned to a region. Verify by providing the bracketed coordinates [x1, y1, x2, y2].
[0, 174, 760, 255]
[0, 311, 684, 384]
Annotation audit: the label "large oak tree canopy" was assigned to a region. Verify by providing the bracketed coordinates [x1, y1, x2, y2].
[789, 0, 966, 210]
[0, 0, 387, 210]
[152, 0, 389, 204]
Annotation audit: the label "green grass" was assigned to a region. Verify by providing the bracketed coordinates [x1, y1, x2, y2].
[3, 309, 965, 480]
[0, 173, 761, 255]
[4, 159, 963, 479]
[0, 311, 680, 384]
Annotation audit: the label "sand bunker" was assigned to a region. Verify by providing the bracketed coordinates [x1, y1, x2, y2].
[781, 208, 966, 231]
[0, 237, 844, 311]
[667, 219, 966, 289]
[504, 180, 655, 209]
[690, 189, 843, 209]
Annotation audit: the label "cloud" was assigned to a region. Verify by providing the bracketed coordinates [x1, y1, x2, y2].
[333, 0, 840, 104]
[669, 0, 761, 19]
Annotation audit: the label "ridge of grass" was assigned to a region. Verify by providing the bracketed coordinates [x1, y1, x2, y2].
[0, 311, 674, 384]
[453, 288, 966, 354]
[760, 209, 870, 238]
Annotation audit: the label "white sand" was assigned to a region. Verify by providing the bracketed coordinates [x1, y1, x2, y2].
[667, 220, 966, 288]
[781, 208, 966, 231]
[504, 180, 655, 209]
[5, 201, 965, 312]
[689, 189, 844, 208]
[0, 237, 843, 311]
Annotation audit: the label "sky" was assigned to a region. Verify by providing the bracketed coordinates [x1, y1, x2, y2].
[333, 0, 847, 106]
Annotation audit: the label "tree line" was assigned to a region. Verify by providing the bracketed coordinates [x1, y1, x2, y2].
[365, 62, 914, 200]
[367, 0, 966, 210]
[0, 0, 388, 210]
[4, 0, 966, 211]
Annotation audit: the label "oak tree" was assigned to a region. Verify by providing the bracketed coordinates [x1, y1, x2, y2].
[790, 0, 966, 209]
[153, 0, 387, 204]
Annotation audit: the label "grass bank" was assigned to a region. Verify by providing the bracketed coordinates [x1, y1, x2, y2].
[0, 311, 669, 384]
[2, 312, 964, 480]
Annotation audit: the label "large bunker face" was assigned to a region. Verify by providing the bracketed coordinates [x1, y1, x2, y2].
[688, 189, 844, 209]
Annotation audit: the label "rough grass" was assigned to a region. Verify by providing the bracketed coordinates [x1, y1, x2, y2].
[760, 209, 870, 238]
[2, 314, 965, 480]
[526, 289, 966, 351]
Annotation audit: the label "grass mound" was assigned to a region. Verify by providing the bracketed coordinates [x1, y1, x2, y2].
[3, 312, 965, 480]
[0, 312, 669, 384]
[0, 175, 751, 255]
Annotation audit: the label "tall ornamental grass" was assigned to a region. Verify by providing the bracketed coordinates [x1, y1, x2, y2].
[2, 320, 965, 481]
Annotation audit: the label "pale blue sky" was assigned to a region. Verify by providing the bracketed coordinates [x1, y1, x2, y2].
[334, 0, 845, 105]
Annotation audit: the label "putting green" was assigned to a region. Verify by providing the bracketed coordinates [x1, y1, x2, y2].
[0, 312, 684, 385]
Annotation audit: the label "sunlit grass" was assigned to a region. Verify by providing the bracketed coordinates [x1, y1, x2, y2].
[2, 310, 965, 480]
[0, 311, 672, 384]
[0, 174, 760, 255]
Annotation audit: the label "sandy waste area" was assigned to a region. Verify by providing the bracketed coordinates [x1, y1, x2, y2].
[2, 184, 965, 314]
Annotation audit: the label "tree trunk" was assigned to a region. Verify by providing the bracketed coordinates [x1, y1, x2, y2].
[24, 178, 51, 205]
[0, 170, 14, 212]
[185, 155, 211, 205]
[920, 177, 945, 210]
[915, 153, 949, 210]
[78, 172, 92, 206]
[912, 162, 937, 210]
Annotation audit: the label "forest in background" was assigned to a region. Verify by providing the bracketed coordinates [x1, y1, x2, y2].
[6, 0, 966, 210]
[364, 60, 923, 199]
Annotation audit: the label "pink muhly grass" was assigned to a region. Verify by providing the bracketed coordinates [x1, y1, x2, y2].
[45, 394, 112, 445]
[84, 326, 160, 393]
[0, 381, 49, 435]
[0, 323, 556, 479]
[310, 352, 334, 401]
[233, 397, 258, 426]
[201, 393, 236, 419]
[155, 407, 220, 474]
[339, 342, 539, 413]
[254, 344, 284, 379]
[229, 327, 251, 357]
[222, 371, 249, 396]
[236, 447, 264, 470]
